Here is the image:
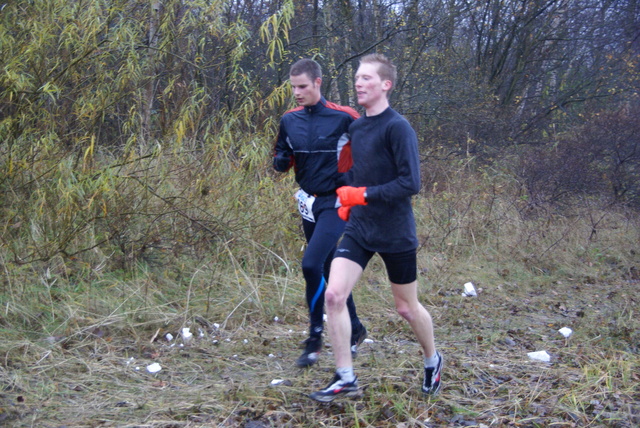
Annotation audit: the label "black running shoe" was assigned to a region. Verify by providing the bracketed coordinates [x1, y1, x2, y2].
[422, 351, 443, 395]
[296, 336, 322, 368]
[350, 324, 368, 357]
[309, 373, 359, 403]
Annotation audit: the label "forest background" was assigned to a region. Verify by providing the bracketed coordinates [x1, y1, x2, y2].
[1, 0, 639, 426]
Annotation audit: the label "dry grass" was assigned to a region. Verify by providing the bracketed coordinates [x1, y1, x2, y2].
[1, 258, 638, 427]
[1, 171, 639, 427]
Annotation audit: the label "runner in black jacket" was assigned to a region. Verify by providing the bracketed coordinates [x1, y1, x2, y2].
[310, 54, 443, 402]
[273, 59, 367, 368]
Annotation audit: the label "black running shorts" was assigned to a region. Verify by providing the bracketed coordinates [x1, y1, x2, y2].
[335, 234, 417, 284]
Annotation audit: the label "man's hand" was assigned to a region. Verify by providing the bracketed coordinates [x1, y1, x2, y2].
[337, 206, 351, 221]
[273, 154, 293, 172]
[337, 186, 367, 207]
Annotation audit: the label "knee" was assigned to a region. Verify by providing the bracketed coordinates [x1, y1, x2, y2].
[397, 303, 432, 325]
[396, 302, 417, 322]
[396, 305, 411, 322]
[324, 287, 347, 312]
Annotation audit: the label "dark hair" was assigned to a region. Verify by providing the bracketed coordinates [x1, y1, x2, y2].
[360, 53, 397, 92]
[290, 58, 322, 81]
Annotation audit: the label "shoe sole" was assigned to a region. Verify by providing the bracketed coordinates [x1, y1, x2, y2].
[309, 389, 360, 403]
[296, 350, 320, 368]
[422, 382, 441, 395]
[296, 359, 318, 368]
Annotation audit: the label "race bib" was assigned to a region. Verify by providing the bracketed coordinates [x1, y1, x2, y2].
[295, 189, 316, 223]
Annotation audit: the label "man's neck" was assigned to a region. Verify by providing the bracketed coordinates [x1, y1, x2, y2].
[365, 99, 389, 117]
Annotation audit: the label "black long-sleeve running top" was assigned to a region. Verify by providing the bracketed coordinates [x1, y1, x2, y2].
[344, 107, 421, 253]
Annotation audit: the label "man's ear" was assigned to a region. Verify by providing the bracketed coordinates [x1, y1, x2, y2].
[314, 77, 322, 87]
[382, 79, 393, 91]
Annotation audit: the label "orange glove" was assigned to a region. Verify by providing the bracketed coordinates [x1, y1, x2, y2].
[337, 205, 351, 221]
[337, 186, 367, 207]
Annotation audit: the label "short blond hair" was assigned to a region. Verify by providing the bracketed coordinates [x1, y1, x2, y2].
[360, 53, 397, 93]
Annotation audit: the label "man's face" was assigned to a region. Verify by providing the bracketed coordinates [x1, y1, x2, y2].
[290, 73, 321, 107]
[354, 62, 389, 108]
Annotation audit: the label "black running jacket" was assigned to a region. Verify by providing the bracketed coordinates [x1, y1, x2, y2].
[273, 97, 359, 196]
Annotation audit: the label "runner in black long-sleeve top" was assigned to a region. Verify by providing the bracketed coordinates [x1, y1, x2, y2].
[310, 54, 443, 402]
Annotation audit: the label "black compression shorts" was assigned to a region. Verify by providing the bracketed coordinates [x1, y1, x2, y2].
[335, 234, 417, 284]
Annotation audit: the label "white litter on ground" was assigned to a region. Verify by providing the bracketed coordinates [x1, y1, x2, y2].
[146, 363, 162, 373]
[527, 350, 551, 362]
[462, 282, 477, 297]
[558, 327, 573, 338]
[181, 328, 193, 341]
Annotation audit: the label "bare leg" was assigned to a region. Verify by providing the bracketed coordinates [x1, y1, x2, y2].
[324, 257, 363, 368]
[391, 280, 436, 358]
